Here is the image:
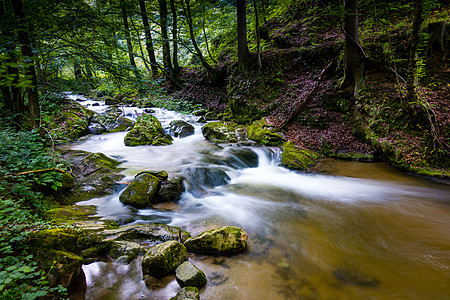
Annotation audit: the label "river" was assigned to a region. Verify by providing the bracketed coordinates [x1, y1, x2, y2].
[68, 95, 450, 299]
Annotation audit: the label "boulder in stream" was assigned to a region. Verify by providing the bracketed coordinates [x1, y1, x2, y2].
[281, 141, 319, 171]
[124, 114, 167, 146]
[170, 286, 200, 300]
[119, 172, 161, 208]
[184, 226, 248, 256]
[201, 121, 239, 144]
[170, 120, 195, 138]
[175, 261, 207, 288]
[60, 150, 124, 204]
[154, 176, 184, 202]
[142, 241, 188, 277]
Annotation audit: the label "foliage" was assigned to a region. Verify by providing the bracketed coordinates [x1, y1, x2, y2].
[0, 128, 69, 298]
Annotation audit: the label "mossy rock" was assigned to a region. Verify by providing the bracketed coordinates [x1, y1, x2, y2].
[124, 114, 164, 146]
[119, 173, 161, 208]
[183, 226, 248, 256]
[108, 116, 134, 133]
[170, 286, 200, 300]
[201, 121, 238, 144]
[175, 261, 207, 288]
[281, 141, 319, 171]
[247, 119, 285, 146]
[94, 224, 191, 244]
[29, 228, 80, 254]
[142, 241, 188, 277]
[170, 120, 195, 138]
[109, 241, 146, 262]
[136, 170, 169, 181]
[152, 134, 173, 146]
[35, 250, 84, 288]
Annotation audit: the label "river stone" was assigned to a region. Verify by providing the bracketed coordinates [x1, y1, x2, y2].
[95, 224, 191, 244]
[108, 116, 134, 133]
[119, 173, 161, 208]
[88, 122, 106, 134]
[137, 170, 169, 181]
[175, 261, 207, 288]
[170, 287, 200, 300]
[109, 241, 146, 262]
[184, 226, 248, 256]
[247, 118, 285, 146]
[124, 114, 164, 146]
[155, 176, 184, 202]
[281, 141, 319, 171]
[201, 121, 238, 144]
[142, 241, 188, 277]
[170, 120, 195, 138]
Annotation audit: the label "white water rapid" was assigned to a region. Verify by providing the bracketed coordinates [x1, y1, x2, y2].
[67, 94, 450, 300]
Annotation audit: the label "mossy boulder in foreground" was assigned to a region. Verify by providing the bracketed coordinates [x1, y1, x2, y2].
[124, 114, 167, 146]
[183, 226, 248, 256]
[281, 141, 319, 171]
[175, 261, 207, 288]
[119, 173, 161, 208]
[142, 241, 188, 277]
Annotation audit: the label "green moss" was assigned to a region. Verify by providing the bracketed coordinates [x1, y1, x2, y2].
[142, 241, 188, 277]
[201, 121, 239, 144]
[247, 119, 285, 146]
[119, 173, 161, 208]
[281, 141, 319, 171]
[183, 226, 248, 256]
[29, 228, 79, 254]
[124, 114, 164, 146]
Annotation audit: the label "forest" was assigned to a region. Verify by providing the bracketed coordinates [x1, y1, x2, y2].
[0, 0, 449, 299]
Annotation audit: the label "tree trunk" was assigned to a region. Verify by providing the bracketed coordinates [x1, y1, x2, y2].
[170, 0, 180, 74]
[139, 0, 158, 76]
[237, 0, 250, 71]
[341, 0, 363, 98]
[253, 0, 262, 68]
[74, 61, 82, 81]
[159, 0, 173, 73]
[181, 0, 215, 75]
[120, 0, 139, 77]
[11, 0, 40, 129]
[406, 0, 424, 107]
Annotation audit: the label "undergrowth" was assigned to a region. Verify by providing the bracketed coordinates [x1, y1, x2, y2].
[0, 127, 69, 299]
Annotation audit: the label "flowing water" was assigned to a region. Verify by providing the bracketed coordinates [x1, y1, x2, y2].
[68, 95, 450, 300]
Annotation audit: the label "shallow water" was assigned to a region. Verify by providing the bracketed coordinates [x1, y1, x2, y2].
[69, 96, 450, 300]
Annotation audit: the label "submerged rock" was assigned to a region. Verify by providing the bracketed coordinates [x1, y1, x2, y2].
[333, 268, 380, 287]
[170, 286, 200, 300]
[281, 141, 319, 171]
[124, 114, 166, 146]
[170, 120, 195, 138]
[201, 121, 239, 144]
[184, 226, 248, 256]
[119, 173, 161, 208]
[142, 241, 188, 277]
[175, 261, 207, 288]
